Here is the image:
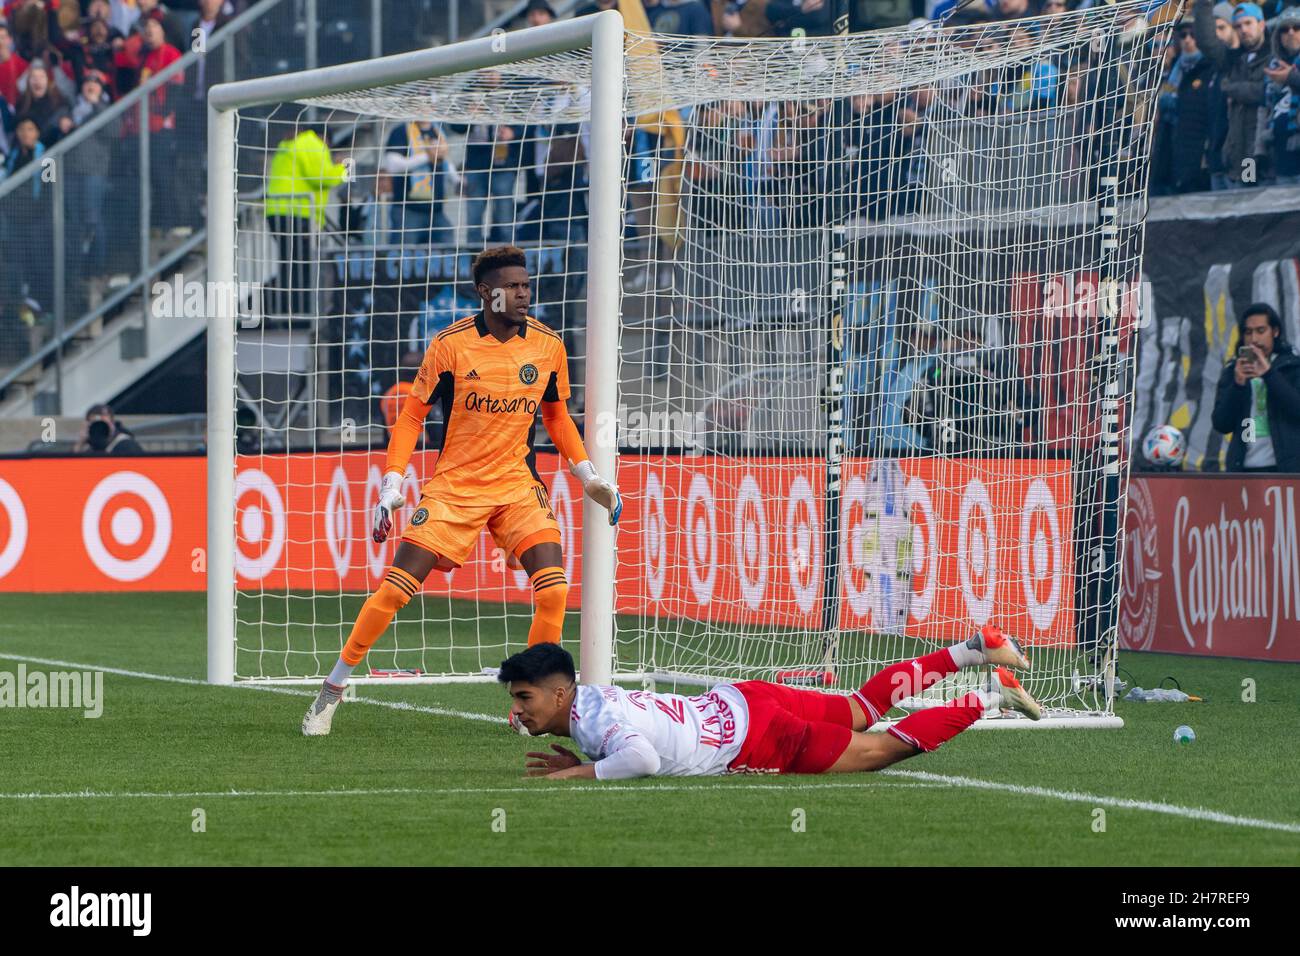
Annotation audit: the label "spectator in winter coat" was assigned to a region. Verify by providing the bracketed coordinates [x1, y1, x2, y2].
[9, 0, 69, 62]
[1264, 5, 1300, 183]
[646, 0, 715, 37]
[1195, 0, 1272, 186]
[117, 13, 181, 132]
[1171, 17, 1217, 193]
[2, 111, 42, 179]
[72, 14, 125, 97]
[15, 58, 71, 145]
[524, 0, 556, 27]
[454, 116, 523, 248]
[1204, 2, 1236, 189]
[0, 21, 28, 107]
[68, 69, 112, 273]
[765, 0, 834, 36]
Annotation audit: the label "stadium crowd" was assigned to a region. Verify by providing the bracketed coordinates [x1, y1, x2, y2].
[0, 0, 238, 363]
[2, 2, 1297, 328]
[363, 0, 1300, 273]
[344, 1, 1300, 467]
[2, 0, 1298, 463]
[0, 0, 238, 188]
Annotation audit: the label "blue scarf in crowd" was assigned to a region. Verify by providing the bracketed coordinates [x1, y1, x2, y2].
[1160, 50, 1205, 125]
[1266, 51, 1299, 138]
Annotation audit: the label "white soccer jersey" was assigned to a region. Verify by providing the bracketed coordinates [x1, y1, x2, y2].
[568, 684, 750, 779]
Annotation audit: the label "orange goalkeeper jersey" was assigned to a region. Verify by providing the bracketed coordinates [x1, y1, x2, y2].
[407, 311, 571, 503]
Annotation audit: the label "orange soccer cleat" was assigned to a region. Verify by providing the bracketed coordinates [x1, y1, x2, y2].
[965, 624, 1031, 671]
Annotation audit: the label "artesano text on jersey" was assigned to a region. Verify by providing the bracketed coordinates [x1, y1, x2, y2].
[411, 312, 570, 503]
[568, 684, 750, 778]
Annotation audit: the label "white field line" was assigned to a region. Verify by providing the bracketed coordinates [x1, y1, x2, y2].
[882, 771, 1300, 835]
[0, 652, 499, 723]
[0, 781, 947, 800]
[2, 651, 1298, 835]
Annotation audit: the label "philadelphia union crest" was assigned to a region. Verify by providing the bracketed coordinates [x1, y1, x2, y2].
[410, 507, 429, 527]
[519, 363, 538, 385]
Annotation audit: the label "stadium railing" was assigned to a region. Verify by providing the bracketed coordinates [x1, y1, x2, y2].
[0, 0, 486, 418]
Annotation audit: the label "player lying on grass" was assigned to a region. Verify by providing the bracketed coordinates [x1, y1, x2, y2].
[303, 245, 621, 736]
[501, 626, 1041, 778]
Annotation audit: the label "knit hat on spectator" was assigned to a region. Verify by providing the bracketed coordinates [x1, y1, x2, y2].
[525, 0, 557, 17]
[1212, 2, 1236, 19]
[1233, 2, 1264, 21]
[82, 69, 107, 86]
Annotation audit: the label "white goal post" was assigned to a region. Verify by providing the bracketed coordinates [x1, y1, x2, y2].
[206, 2, 1179, 729]
[206, 12, 625, 686]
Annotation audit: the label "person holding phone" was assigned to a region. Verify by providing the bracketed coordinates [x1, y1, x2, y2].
[1212, 303, 1300, 472]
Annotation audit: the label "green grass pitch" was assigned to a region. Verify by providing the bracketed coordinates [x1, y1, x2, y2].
[1, 592, 1297, 866]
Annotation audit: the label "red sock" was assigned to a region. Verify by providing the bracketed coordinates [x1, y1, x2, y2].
[887, 693, 985, 752]
[853, 649, 960, 723]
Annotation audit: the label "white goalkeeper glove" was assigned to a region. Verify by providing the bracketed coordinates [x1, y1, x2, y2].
[571, 459, 622, 526]
[372, 471, 407, 543]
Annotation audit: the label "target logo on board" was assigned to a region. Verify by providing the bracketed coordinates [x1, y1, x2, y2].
[234, 469, 286, 581]
[734, 473, 769, 610]
[81, 471, 173, 582]
[0, 477, 29, 580]
[643, 471, 668, 602]
[684, 473, 717, 606]
[324, 467, 354, 581]
[1019, 479, 1064, 632]
[957, 478, 997, 625]
[785, 475, 821, 614]
[905, 476, 937, 624]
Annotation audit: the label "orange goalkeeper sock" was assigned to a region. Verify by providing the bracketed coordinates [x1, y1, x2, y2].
[527, 566, 568, 646]
[340, 567, 420, 666]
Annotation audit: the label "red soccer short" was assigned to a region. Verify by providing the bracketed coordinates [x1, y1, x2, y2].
[727, 680, 855, 775]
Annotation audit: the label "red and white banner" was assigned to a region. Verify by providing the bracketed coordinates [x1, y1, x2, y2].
[0, 452, 1077, 647]
[616, 457, 1075, 646]
[0, 452, 587, 600]
[0, 459, 206, 591]
[1119, 476, 1300, 662]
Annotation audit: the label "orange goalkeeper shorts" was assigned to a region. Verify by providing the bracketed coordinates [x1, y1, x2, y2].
[401, 483, 562, 571]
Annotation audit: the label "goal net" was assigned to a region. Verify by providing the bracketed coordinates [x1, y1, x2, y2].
[208, 3, 1178, 726]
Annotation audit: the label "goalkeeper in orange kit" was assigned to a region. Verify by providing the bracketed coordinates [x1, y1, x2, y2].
[303, 246, 621, 736]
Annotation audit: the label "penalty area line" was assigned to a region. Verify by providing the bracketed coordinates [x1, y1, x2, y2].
[3, 651, 1297, 835]
[0, 651, 500, 724]
[0, 781, 946, 801]
[882, 770, 1300, 835]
